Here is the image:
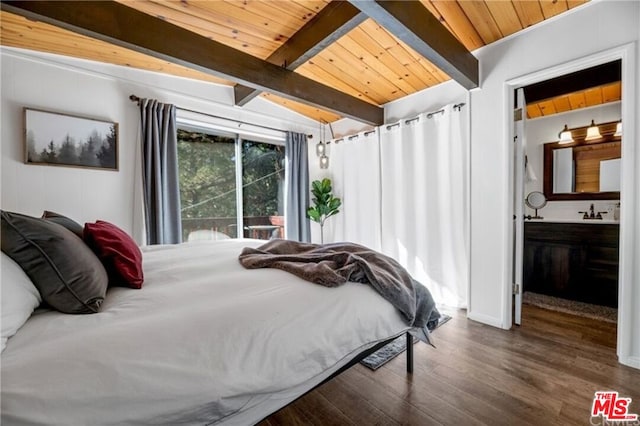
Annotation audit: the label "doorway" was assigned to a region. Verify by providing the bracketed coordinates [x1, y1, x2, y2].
[505, 45, 637, 367]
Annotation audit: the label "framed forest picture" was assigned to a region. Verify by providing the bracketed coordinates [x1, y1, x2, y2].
[24, 108, 118, 171]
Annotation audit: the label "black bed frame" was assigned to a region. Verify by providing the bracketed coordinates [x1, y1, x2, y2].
[257, 332, 413, 423]
[324, 331, 414, 378]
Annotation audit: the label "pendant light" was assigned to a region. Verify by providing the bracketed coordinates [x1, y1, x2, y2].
[318, 120, 329, 169]
[316, 140, 326, 157]
[316, 119, 326, 157]
[319, 154, 329, 169]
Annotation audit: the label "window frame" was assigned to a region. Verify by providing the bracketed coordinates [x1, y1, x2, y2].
[177, 118, 286, 240]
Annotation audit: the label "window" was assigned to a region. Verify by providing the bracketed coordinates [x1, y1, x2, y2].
[177, 128, 285, 242]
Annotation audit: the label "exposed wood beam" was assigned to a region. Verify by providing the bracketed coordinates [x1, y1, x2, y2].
[523, 60, 621, 104]
[2, 1, 383, 125]
[268, 2, 365, 71]
[348, 0, 479, 90]
[234, 1, 365, 106]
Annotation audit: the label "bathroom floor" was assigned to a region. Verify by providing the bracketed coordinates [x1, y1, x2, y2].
[523, 291, 617, 323]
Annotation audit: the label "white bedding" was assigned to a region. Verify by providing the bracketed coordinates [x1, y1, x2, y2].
[1, 239, 409, 425]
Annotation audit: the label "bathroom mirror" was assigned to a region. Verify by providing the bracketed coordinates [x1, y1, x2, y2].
[525, 191, 547, 219]
[543, 121, 621, 201]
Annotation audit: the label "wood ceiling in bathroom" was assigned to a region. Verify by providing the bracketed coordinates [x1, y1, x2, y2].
[527, 82, 621, 119]
[525, 60, 622, 119]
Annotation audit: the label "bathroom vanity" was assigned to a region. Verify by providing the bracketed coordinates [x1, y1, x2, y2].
[523, 221, 619, 308]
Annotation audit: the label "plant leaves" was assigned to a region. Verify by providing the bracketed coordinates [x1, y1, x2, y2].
[308, 179, 341, 227]
[307, 207, 321, 222]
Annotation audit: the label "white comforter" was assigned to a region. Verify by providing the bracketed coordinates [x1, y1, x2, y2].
[1, 240, 408, 425]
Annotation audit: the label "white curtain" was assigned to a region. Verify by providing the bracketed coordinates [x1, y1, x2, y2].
[324, 131, 382, 251]
[326, 104, 469, 308]
[379, 105, 468, 308]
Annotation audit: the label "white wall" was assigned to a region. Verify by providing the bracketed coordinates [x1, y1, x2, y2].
[465, 0, 639, 367]
[1, 48, 320, 243]
[524, 102, 621, 220]
[384, 80, 468, 123]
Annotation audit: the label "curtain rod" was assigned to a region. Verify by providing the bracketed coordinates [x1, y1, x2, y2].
[386, 102, 467, 130]
[129, 94, 313, 139]
[328, 102, 466, 144]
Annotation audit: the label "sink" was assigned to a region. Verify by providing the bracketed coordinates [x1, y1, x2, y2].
[526, 218, 619, 224]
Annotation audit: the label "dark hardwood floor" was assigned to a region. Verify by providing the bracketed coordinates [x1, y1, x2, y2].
[260, 305, 640, 425]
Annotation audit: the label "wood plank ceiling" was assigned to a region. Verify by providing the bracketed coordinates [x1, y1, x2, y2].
[527, 81, 621, 119]
[0, 0, 596, 123]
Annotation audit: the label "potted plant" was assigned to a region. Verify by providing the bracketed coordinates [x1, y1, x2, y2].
[306, 178, 341, 244]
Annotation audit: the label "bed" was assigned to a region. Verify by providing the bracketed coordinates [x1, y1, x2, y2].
[1, 216, 436, 425]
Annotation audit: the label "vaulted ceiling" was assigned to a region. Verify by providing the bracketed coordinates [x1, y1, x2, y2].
[1, 0, 602, 124]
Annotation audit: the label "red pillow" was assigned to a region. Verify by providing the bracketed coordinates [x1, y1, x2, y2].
[83, 220, 144, 289]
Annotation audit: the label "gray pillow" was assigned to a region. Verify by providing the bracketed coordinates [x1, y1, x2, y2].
[1, 210, 108, 314]
[41, 210, 84, 239]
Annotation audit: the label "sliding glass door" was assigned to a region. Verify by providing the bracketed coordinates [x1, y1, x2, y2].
[242, 140, 285, 240]
[177, 128, 285, 242]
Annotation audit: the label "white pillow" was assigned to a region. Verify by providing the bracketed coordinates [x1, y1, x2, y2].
[1, 253, 42, 352]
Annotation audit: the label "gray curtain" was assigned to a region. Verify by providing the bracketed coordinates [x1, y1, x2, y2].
[140, 99, 182, 245]
[285, 132, 311, 242]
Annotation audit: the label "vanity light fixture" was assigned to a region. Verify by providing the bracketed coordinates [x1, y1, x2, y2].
[614, 121, 622, 137]
[558, 124, 573, 144]
[585, 120, 601, 140]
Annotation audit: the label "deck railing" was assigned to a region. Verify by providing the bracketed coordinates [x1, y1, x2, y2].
[181, 216, 284, 241]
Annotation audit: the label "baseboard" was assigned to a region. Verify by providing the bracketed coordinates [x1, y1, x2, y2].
[619, 356, 640, 370]
[467, 311, 506, 329]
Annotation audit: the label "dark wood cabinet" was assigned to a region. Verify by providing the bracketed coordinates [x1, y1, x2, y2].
[523, 222, 619, 307]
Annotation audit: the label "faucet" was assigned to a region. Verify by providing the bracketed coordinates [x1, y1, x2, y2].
[578, 203, 607, 220]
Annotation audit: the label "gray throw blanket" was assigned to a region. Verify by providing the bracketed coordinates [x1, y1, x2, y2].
[238, 239, 440, 342]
